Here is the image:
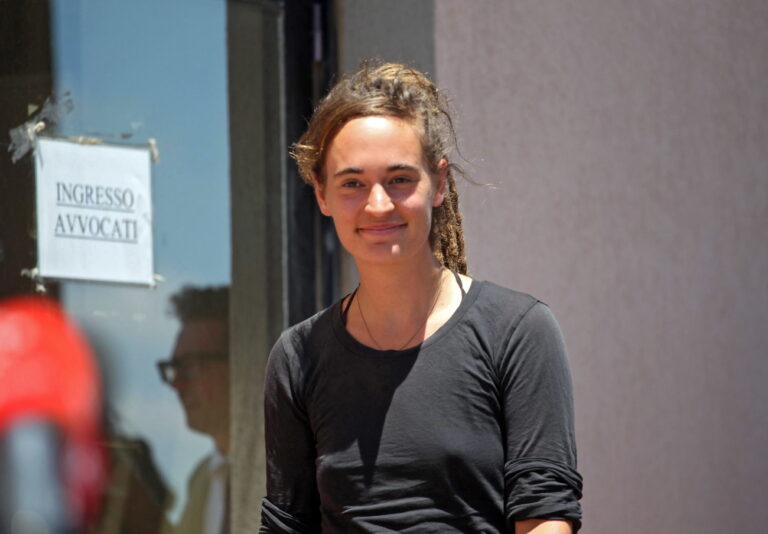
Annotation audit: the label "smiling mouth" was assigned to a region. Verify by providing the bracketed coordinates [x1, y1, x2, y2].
[357, 223, 406, 236]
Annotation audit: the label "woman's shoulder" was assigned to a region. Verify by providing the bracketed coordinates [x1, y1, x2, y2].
[470, 279, 541, 316]
[466, 281, 568, 372]
[269, 300, 341, 362]
[466, 279, 562, 338]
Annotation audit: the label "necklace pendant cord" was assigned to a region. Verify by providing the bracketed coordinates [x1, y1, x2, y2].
[356, 268, 446, 351]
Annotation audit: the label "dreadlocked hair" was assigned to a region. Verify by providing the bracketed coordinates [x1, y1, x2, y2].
[291, 61, 468, 274]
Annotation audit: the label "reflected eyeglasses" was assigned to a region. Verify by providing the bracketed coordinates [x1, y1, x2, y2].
[156, 352, 227, 384]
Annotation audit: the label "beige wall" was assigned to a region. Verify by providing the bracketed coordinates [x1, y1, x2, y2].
[337, 0, 434, 75]
[435, 2, 768, 532]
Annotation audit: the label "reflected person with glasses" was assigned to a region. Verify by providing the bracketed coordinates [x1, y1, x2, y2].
[157, 285, 230, 534]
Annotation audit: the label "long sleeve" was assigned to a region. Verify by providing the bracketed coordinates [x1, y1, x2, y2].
[497, 301, 583, 531]
[260, 334, 321, 534]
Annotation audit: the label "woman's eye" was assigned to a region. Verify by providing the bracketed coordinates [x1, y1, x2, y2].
[391, 176, 412, 185]
[341, 180, 363, 188]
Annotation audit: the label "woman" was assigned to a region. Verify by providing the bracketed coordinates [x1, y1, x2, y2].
[261, 63, 583, 533]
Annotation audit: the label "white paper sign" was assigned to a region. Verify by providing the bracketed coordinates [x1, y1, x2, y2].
[35, 138, 154, 285]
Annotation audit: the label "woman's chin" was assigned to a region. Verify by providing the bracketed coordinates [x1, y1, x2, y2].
[350, 244, 407, 265]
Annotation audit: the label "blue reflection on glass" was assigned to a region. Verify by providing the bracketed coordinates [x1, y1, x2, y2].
[49, 0, 231, 523]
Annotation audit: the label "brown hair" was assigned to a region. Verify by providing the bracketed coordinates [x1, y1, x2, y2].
[170, 285, 229, 323]
[292, 61, 467, 274]
[169, 285, 229, 355]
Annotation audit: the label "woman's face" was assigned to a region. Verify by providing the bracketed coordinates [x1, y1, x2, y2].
[315, 115, 446, 268]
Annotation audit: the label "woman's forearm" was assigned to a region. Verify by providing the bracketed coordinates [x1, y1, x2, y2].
[515, 519, 573, 534]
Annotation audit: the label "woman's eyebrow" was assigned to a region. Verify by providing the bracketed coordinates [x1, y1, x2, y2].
[333, 167, 363, 178]
[387, 163, 419, 173]
[332, 163, 418, 178]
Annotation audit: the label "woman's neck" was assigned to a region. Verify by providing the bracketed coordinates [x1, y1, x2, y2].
[349, 250, 462, 350]
[358, 258, 443, 308]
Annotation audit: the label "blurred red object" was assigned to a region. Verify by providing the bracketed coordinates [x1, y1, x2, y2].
[0, 296, 106, 530]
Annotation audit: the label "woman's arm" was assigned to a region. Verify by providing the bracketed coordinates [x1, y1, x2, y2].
[499, 301, 583, 531]
[260, 334, 321, 533]
[515, 519, 573, 534]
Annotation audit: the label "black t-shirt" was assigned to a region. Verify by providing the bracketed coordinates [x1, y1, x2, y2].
[261, 280, 583, 533]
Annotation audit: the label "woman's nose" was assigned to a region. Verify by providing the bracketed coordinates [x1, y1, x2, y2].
[365, 183, 394, 214]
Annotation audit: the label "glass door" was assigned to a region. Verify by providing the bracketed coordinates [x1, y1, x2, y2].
[1, 0, 285, 531]
[1, 0, 335, 530]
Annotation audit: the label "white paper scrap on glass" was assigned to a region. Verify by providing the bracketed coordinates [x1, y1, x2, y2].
[35, 138, 154, 285]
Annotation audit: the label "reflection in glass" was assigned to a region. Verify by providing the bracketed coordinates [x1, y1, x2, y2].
[160, 286, 231, 534]
[47, 1, 233, 530]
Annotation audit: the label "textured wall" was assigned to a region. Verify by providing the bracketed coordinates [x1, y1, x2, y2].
[435, 2, 768, 532]
[337, 0, 434, 75]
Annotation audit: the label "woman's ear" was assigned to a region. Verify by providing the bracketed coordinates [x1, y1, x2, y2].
[313, 172, 331, 216]
[432, 159, 449, 207]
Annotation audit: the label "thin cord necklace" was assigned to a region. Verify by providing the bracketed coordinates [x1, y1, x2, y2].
[356, 268, 446, 350]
